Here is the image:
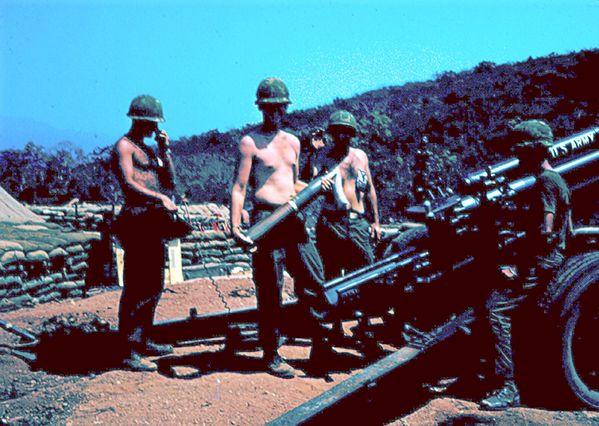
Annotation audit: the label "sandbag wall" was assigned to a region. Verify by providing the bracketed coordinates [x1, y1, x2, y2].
[30, 203, 253, 282]
[0, 222, 99, 312]
[178, 204, 251, 279]
[179, 230, 251, 280]
[28, 203, 113, 232]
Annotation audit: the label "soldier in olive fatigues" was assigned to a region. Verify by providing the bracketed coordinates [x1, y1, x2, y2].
[231, 78, 329, 378]
[482, 120, 573, 410]
[313, 110, 381, 280]
[111, 95, 178, 372]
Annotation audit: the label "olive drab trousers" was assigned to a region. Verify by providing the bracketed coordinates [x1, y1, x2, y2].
[251, 205, 326, 360]
[487, 248, 565, 381]
[114, 207, 167, 356]
[316, 210, 375, 280]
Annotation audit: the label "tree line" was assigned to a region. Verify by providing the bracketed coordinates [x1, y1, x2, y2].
[0, 142, 117, 206]
[1, 49, 598, 223]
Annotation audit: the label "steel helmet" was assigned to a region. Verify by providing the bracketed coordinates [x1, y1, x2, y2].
[255, 78, 291, 105]
[127, 95, 165, 122]
[328, 110, 358, 135]
[510, 119, 553, 148]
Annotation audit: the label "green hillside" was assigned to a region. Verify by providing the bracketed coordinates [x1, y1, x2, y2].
[170, 48, 599, 222]
[1, 48, 598, 224]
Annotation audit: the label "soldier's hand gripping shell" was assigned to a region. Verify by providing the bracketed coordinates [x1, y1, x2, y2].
[232, 224, 254, 246]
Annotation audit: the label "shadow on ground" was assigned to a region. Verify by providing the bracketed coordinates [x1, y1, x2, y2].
[155, 345, 376, 380]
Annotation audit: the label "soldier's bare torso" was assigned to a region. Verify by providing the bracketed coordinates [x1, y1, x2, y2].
[115, 137, 163, 204]
[245, 130, 299, 206]
[338, 147, 369, 213]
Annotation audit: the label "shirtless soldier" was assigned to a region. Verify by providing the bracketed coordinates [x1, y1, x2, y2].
[231, 78, 329, 378]
[314, 110, 381, 279]
[112, 95, 177, 371]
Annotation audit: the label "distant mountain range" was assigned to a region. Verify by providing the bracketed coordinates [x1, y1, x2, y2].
[0, 116, 114, 153]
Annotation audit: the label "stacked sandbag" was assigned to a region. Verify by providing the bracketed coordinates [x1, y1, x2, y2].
[179, 230, 252, 279]
[171, 203, 252, 278]
[27, 202, 253, 280]
[0, 222, 99, 312]
[27, 203, 115, 232]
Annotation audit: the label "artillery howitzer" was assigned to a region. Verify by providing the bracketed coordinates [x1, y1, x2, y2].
[153, 126, 599, 423]
[3, 126, 599, 423]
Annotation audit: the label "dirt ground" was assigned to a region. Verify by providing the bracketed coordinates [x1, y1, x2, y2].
[1, 276, 599, 426]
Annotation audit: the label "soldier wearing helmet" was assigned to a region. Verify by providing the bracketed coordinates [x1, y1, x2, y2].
[230, 78, 328, 378]
[313, 110, 381, 281]
[111, 95, 179, 372]
[482, 119, 573, 410]
[254, 77, 292, 105]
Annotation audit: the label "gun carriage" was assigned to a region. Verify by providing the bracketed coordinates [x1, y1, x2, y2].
[155, 126, 599, 419]
[2, 127, 599, 423]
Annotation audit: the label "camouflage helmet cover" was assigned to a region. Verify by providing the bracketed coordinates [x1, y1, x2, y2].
[510, 119, 553, 148]
[127, 95, 165, 122]
[255, 78, 291, 105]
[328, 110, 358, 134]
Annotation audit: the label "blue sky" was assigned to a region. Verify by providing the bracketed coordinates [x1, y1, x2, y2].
[1, 0, 598, 152]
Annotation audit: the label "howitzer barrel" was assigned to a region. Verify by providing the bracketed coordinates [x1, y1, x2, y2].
[244, 166, 339, 242]
[550, 126, 599, 162]
[461, 146, 599, 212]
[463, 157, 519, 186]
[409, 129, 599, 219]
[464, 126, 599, 186]
[324, 247, 428, 306]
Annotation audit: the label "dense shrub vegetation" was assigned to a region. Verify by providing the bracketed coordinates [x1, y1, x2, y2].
[2, 49, 598, 223]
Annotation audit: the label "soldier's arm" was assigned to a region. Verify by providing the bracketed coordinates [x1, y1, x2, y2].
[156, 129, 178, 193]
[540, 179, 558, 234]
[294, 177, 308, 194]
[291, 134, 308, 194]
[231, 136, 254, 242]
[364, 153, 381, 239]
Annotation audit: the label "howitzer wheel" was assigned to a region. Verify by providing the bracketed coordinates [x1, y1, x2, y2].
[514, 251, 599, 409]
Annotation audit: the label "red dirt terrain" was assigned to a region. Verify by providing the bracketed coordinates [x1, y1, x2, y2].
[1, 276, 599, 425]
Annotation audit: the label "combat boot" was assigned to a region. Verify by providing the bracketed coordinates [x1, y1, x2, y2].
[480, 380, 520, 410]
[123, 352, 158, 372]
[265, 355, 299, 379]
